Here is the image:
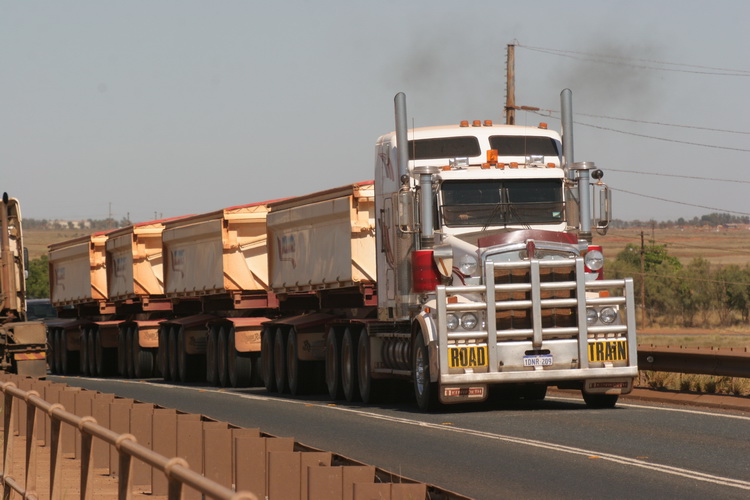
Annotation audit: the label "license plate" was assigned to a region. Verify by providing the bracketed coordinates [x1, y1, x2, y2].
[523, 354, 553, 367]
[588, 340, 628, 362]
[448, 346, 488, 368]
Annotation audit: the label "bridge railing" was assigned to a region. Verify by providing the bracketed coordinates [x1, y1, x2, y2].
[0, 377, 258, 500]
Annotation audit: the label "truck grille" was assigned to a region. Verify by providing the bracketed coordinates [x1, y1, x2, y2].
[494, 265, 577, 331]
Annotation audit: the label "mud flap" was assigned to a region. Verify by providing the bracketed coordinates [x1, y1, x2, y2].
[15, 358, 48, 378]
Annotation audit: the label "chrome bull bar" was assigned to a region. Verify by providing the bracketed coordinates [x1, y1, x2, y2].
[436, 256, 638, 384]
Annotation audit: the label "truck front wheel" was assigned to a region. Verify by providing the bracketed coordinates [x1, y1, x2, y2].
[582, 392, 619, 408]
[413, 333, 438, 411]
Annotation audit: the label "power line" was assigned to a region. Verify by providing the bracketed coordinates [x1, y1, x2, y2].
[535, 108, 750, 135]
[609, 187, 750, 217]
[532, 109, 750, 153]
[574, 120, 750, 153]
[604, 168, 750, 185]
[516, 43, 750, 77]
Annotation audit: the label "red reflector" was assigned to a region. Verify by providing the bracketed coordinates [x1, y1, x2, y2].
[412, 250, 441, 293]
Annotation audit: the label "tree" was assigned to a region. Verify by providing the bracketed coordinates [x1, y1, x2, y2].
[26, 255, 50, 299]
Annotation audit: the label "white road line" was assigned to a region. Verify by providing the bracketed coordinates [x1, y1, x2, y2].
[549, 395, 750, 421]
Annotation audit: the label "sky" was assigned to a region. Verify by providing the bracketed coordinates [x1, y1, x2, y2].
[2, 1, 749, 224]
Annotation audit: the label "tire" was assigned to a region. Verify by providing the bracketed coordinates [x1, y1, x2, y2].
[413, 332, 438, 411]
[133, 327, 154, 378]
[228, 327, 252, 388]
[125, 326, 136, 379]
[273, 327, 288, 393]
[80, 329, 90, 376]
[206, 326, 219, 386]
[325, 328, 343, 400]
[118, 326, 128, 377]
[177, 326, 203, 382]
[93, 329, 107, 377]
[582, 392, 619, 409]
[357, 329, 383, 404]
[341, 327, 360, 402]
[88, 329, 98, 376]
[168, 327, 180, 382]
[286, 328, 312, 395]
[47, 328, 60, 375]
[158, 326, 170, 380]
[521, 384, 547, 401]
[261, 327, 276, 392]
[218, 326, 231, 387]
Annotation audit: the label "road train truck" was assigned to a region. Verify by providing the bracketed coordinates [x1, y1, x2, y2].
[260, 90, 638, 409]
[0, 193, 47, 376]
[46, 90, 638, 410]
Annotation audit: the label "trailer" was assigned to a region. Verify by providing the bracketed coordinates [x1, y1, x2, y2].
[158, 201, 278, 387]
[0, 193, 47, 377]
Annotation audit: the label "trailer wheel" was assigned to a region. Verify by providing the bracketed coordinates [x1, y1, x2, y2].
[60, 331, 79, 375]
[177, 326, 204, 382]
[582, 392, 619, 409]
[218, 326, 231, 387]
[285, 328, 312, 395]
[261, 327, 276, 392]
[48, 329, 59, 374]
[341, 327, 360, 402]
[325, 327, 343, 400]
[357, 329, 384, 404]
[206, 326, 219, 385]
[413, 332, 438, 411]
[93, 335, 109, 377]
[80, 329, 90, 376]
[273, 327, 288, 393]
[133, 327, 154, 379]
[125, 325, 136, 378]
[228, 327, 252, 388]
[168, 327, 180, 382]
[158, 326, 171, 381]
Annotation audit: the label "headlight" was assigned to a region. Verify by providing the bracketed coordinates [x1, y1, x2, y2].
[457, 254, 477, 275]
[600, 307, 617, 324]
[586, 308, 598, 326]
[460, 313, 478, 330]
[585, 249, 604, 272]
[446, 313, 459, 330]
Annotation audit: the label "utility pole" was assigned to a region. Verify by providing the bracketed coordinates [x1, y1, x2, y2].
[640, 231, 647, 327]
[505, 43, 515, 125]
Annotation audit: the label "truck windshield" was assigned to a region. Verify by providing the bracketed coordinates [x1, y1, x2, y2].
[440, 179, 564, 227]
[408, 137, 481, 160]
[488, 136, 560, 157]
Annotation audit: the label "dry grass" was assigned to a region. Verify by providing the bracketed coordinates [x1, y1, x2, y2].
[639, 371, 750, 396]
[25, 229, 89, 260]
[598, 226, 750, 267]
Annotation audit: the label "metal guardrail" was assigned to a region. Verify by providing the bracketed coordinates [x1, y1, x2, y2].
[0, 377, 258, 500]
[638, 345, 750, 378]
[0, 374, 462, 500]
